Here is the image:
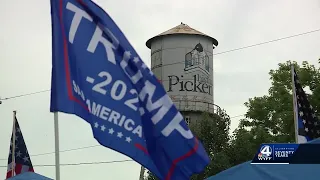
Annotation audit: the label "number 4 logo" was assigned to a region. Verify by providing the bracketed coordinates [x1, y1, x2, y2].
[260, 145, 272, 156]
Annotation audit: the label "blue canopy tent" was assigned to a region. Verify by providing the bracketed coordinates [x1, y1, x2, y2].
[206, 138, 320, 180]
[7, 172, 53, 180]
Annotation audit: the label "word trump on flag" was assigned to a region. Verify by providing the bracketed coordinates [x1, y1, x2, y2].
[50, 0, 210, 179]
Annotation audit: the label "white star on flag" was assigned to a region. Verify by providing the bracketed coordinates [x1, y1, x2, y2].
[125, 137, 132, 143]
[16, 151, 22, 157]
[101, 125, 106, 131]
[299, 111, 303, 116]
[23, 156, 29, 162]
[117, 132, 123, 138]
[133, 57, 139, 63]
[108, 128, 114, 134]
[124, 51, 131, 57]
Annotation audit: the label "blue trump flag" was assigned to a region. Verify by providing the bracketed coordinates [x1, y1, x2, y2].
[49, 0, 210, 179]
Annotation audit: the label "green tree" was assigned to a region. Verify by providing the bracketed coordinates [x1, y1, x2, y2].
[190, 111, 231, 179]
[146, 110, 231, 180]
[146, 171, 157, 180]
[227, 119, 274, 167]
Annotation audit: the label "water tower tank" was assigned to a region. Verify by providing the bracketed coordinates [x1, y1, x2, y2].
[146, 23, 221, 124]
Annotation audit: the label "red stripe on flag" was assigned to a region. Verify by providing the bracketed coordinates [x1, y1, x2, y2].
[58, 0, 89, 111]
[6, 162, 14, 178]
[6, 164, 34, 178]
[135, 143, 149, 155]
[165, 138, 200, 180]
[6, 170, 13, 178]
[15, 164, 22, 175]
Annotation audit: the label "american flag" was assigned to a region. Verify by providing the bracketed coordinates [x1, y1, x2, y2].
[6, 114, 34, 179]
[293, 67, 320, 143]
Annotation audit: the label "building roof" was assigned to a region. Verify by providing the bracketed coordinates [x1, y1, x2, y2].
[146, 22, 218, 49]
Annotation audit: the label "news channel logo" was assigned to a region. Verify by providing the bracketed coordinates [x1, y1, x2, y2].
[258, 145, 272, 160]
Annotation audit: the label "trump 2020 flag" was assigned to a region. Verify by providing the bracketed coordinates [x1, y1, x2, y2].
[50, 0, 210, 179]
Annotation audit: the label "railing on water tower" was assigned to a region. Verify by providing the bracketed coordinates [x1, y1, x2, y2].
[170, 96, 224, 117]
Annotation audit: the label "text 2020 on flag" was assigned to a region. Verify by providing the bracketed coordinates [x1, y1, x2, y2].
[50, 0, 210, 179]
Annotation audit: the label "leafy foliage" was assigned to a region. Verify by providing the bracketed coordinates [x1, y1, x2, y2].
[146, 171, 157, 180]
[227, 121, 274, 166]
[190, 111, 231, 179]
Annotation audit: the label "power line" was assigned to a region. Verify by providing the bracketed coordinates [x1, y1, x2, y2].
[213, 28, 320, 56]
[0, 27, 319, 102]
[0, 90, 50, 101]
[0, 113, 245, 161]
[153, 27, 320, 68]
[0, 145, 100, 161]
[0, 159, 134, 168]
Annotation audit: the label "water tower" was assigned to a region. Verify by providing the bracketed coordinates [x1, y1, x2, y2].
[146, 23, 223, 124]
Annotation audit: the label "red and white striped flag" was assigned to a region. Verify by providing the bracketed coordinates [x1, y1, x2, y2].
[6, 113, 34, 179]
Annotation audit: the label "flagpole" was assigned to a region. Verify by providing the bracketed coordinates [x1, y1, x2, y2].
[139, 166, 145, 180]
[11, 111, 17, 177]
[54, 112, 61, 180]
[291, 64, 299, 143]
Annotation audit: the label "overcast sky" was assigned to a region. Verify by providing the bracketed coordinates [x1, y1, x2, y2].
[1, 0, 320, 179]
